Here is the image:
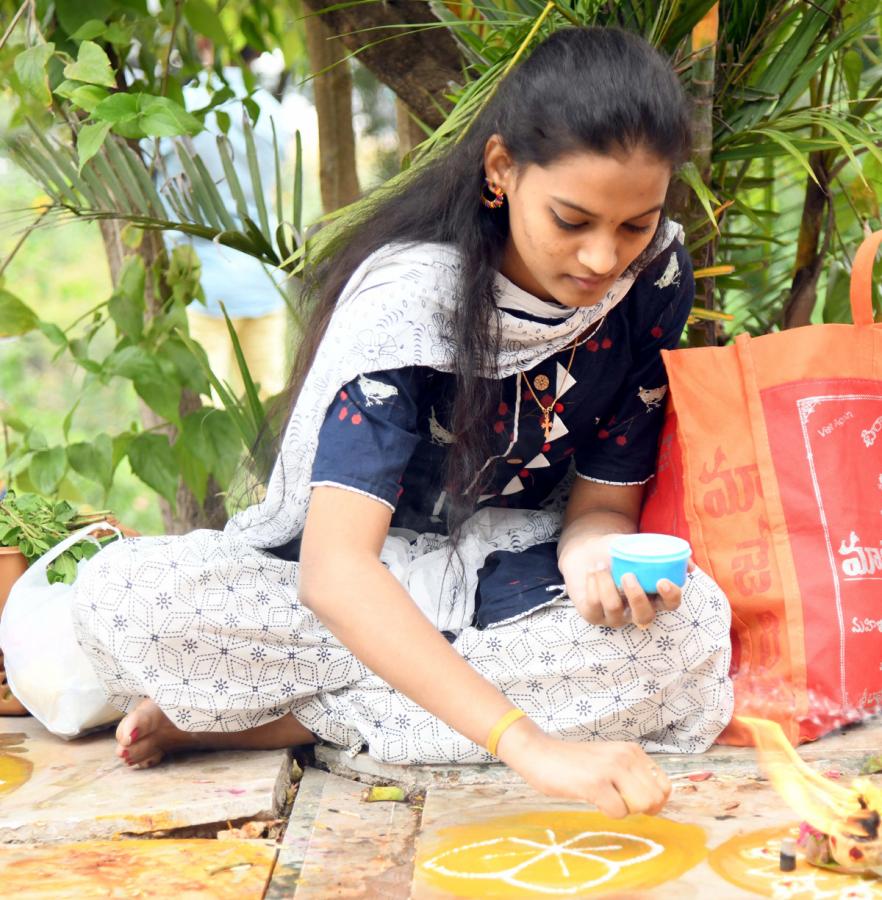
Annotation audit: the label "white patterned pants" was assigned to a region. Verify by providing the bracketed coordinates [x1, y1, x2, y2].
[72, 529, 733, 764]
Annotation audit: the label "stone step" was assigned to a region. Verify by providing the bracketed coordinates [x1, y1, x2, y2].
[0, 717, 295, 842]
[266, 767, 420, 899]
[0, 838, 278, 898]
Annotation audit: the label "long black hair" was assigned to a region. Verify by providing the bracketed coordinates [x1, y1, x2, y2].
[284, 26, 691, 537]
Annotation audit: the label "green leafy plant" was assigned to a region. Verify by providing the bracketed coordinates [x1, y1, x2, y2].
[0, 238, 274, 513]
[2, 0, 879, 534]
[0, 490, 115, 584]
[0, 0, 304, 533]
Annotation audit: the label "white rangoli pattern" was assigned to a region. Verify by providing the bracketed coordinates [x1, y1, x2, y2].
[735, 837, 882, 899]
[422, 828, 663, 895]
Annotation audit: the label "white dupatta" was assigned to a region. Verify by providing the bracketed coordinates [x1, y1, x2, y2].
[226, 223, 683, 554]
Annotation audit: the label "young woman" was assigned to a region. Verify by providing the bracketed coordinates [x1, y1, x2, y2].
[74, 26, 733, 819]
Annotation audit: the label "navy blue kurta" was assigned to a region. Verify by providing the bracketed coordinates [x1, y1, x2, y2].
[311, 241, 693, 532]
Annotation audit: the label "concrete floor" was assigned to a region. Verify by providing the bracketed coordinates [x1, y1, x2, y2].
[1, 714, 880, 898]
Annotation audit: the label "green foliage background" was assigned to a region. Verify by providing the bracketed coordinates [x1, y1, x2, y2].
[0, 0, 880, 533]
[0, 157, 166, 531]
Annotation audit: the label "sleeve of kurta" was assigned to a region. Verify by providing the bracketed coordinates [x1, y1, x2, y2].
[310, 367, 426, 511]
[574, 241, 694, 486]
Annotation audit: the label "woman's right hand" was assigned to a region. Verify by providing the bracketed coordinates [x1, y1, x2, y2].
[496, 720, 671, 817]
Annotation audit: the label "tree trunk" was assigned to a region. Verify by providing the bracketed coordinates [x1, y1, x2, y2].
[685, 3, 720, 348]
[301, 0, 462, 130]
[782, 152, 831, 329]
[304, 13, 361, 215]
[98, 221, 227, 534]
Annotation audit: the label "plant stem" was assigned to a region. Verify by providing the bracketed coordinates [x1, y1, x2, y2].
[551, 1, 580, 28]
[62, 299, 109, 335]
[0, 0, 29, 53]
[501, 1, 555, 79]
[161, 0, 184, 99]
[69, 511, 112, 526]
[0, 204, 50, 280]
[0, 501, 42, 542]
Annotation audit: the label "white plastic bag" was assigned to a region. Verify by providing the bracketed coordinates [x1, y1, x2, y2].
[0, 522, 122, 738]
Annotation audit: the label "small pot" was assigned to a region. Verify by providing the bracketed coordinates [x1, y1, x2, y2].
[0, 547, 29, 716]
[0, 546, 27, 602]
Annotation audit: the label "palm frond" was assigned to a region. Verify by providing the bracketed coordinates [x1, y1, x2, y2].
[5, 113, 303, 273]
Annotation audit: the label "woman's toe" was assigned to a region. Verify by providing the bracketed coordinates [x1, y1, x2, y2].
[134, 752, 163, 769]
[125, 740, 158, 765]
[116, 715, 140, 747]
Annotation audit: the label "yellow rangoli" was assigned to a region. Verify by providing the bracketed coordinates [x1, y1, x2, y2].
[710, 825, 882, 899]
[416, 809, 706, 897]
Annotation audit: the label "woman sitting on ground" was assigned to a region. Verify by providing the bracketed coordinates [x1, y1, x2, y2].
[74, 26, 733, 819]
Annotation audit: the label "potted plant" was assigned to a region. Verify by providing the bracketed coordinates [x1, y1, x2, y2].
[0, 490, 125, 715]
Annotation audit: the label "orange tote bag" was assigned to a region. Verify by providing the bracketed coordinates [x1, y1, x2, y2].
[641, 230, 882, 746]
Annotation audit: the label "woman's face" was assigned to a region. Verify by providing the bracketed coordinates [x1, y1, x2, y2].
[484, 138, 672, 307]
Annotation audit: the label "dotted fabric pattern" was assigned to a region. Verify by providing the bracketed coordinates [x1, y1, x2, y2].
[73, 527, 733, 763]
[71, 224, 736, 763]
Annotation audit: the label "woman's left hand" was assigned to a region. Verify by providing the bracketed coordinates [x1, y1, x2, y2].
[558, 533, 684, 628]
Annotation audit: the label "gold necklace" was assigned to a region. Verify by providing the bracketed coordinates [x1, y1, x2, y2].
[521, 339, 579, 441]
[520, 319, 603, 441]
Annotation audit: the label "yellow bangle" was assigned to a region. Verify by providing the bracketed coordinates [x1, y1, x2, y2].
[486, 708, 527, 757]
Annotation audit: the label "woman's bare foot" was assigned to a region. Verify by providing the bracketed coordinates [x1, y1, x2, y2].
[115, 700, 200, 768]
[115, 699, 315, 769]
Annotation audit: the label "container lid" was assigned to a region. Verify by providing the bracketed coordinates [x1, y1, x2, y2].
[610, 533, 691, 561]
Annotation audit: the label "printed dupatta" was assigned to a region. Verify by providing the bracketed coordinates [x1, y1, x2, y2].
[226, 222, 683, 552]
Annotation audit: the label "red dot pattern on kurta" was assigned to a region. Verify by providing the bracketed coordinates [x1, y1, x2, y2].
[329, 320, 653, 503]
[337, 404, 362, 424]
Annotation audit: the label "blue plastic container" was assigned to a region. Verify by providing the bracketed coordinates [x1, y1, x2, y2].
[609, 533, 692, 594]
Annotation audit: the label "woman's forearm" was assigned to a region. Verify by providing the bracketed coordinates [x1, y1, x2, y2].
[299, 549, 541, 758]
[557, 478, 644, 562]
[557, 508, 636, 560]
